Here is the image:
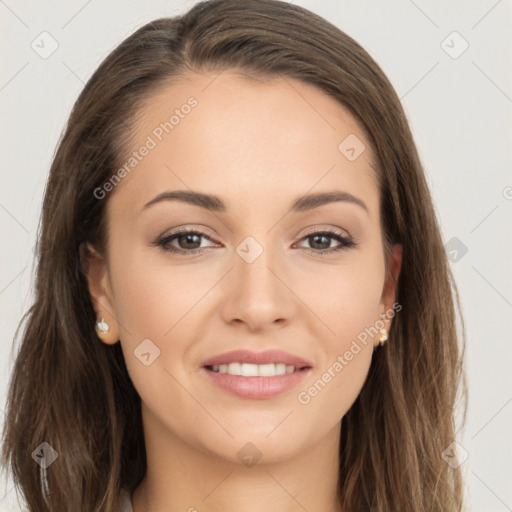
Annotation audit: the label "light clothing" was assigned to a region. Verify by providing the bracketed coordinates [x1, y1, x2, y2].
[118, 487, 134, 512]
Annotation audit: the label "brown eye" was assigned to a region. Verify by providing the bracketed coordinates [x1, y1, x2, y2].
[155, 229, 217, 255]
[296, 229, 356, 254]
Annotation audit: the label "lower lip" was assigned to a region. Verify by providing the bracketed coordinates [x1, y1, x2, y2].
[201, 367, 311, 399]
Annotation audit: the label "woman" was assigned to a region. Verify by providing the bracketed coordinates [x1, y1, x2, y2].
[1, 0, 467, 510]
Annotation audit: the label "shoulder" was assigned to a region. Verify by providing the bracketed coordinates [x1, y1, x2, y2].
[117, 487, 134, 512]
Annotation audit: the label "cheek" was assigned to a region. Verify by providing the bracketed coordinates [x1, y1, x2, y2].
[307, 249, 386, 340]
[108, 242, 206, 340]
[108, 245, 203, 405]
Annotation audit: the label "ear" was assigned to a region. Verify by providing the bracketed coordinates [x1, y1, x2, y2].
[79, 242, 120, 345]
[375, 243, 403, 347]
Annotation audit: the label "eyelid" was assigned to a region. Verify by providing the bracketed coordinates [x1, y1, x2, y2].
[159, 225, 218, 240]
[300, 225, 351, 239]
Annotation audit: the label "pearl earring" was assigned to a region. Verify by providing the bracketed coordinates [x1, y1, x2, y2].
[378, 313, 388, 346]
[378, 328, 388, 346]
[95, 318, 110, 335]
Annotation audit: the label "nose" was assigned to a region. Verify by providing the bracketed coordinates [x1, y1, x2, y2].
[220, 238, 296, 333]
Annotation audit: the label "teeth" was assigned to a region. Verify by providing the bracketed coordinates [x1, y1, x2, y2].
[210, 363, 298, 376]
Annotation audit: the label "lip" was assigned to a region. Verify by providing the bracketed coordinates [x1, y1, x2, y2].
[201, 366, 312, 399]
[201, 349, 312, 369]
[200, 349, 313, 400]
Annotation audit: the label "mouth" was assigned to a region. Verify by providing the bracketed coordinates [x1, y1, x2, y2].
[200, 349, 313, 399]
[201, 354, 312, 399]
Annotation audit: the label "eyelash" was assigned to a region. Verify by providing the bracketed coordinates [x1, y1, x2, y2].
[154, 227, 357, 256]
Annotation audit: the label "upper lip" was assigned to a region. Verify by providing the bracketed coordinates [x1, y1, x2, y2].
[202, 349, 312, 369]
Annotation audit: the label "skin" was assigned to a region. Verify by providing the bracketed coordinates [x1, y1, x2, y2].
[83, 70, 402, 512]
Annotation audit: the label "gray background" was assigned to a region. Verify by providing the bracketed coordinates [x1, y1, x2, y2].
[1, 1, 511, 510]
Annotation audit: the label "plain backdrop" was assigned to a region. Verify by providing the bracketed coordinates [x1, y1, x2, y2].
[1, 1, 511, 511]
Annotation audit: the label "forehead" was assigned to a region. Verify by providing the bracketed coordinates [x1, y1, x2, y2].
[108, 70, 379, 220]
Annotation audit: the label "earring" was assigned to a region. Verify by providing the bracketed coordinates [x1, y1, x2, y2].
[378, 313, 388, 346]
[378, 328, 388, 346]
[95, 318, 110, 335]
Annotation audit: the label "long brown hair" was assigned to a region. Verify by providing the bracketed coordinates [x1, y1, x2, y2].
[1, 0, 467, 510]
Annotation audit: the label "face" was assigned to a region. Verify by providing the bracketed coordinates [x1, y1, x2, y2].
[84, 70, 402, 465]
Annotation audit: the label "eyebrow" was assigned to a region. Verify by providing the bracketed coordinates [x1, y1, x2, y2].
[141, 190, 369, 215]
